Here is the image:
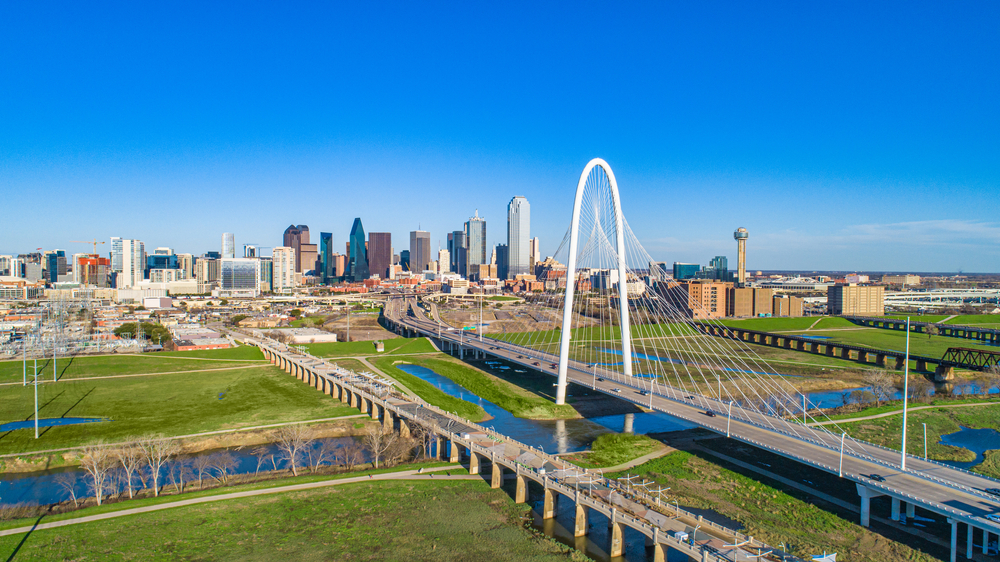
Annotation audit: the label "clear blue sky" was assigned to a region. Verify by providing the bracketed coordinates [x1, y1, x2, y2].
[2, 2, 997, 272]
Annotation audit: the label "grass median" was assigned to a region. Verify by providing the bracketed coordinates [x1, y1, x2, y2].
[562, 433, 662, 468]
[367, 356, 487, 422]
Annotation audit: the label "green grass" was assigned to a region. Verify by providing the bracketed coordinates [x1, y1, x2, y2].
[944, 314, 1000, 327]
[367, 356, 487, 422]
[823, 396, 1000, 421]
[718, 316, 856, 331]
[784, 326, 998, 358]
[0, 366, 358, 455]
[389, 355, 576, 419]
[0, 479, 587, 562]
[565, 433, 660, 468]
[615, 451, 936, 562]
[0, 348, 266, 384]
[486, 296, 520, 302]
[303, 337, 437, 358]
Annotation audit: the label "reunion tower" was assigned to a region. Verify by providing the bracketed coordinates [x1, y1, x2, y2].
[734, 227, 748, 285]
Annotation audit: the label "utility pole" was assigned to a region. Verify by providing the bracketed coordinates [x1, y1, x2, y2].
[346, 308, 351, 342]
[34, 363, 40, 439]
[901, 317, 911, 471]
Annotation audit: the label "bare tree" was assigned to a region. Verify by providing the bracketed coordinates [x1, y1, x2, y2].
[137, 436, 177, 497]
[925, 325, 938, 339]
[275, 425, 313, 476]
[986, 365, 1000, 395]
[80, 441, 114, 506]
[115, 441, 142, 499]
[336, 440, 366, 471]
[909, 376, 934, 401]
[863, 369, 895, 406]
[385, 435, 415, 467]
[192, 455, 213, 488]
[55, 472, 80, 508]
[363, 424, 396, 469]
[168, 459, 192, 494]
[251, 446, 270, 477]
[305, 440, 336, 472]
[209, 451, 238, 485]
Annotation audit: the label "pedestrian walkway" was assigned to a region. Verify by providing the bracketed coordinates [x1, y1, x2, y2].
[809, 400, 998, 426]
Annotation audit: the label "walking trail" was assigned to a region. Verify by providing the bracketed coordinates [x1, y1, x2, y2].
[808, 401, 998, 426]
[594, 445, 674, 473]
[0, 466, 470, 538]
[0, 364, 271, 387]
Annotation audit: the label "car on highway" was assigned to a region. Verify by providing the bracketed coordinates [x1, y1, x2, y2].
[533, 362, 540, 366]
[550, 363, 557, 369]
[597, 377, 605, 382]
[704, 411, 716, 417]
[611, 388, 622, 393]
[987, 513, 1000, 523]
[639, 390, 649, 396]
[685, 395, 695, 400]
[985, 488, 1000, 498]
[866, 474, 886, 482]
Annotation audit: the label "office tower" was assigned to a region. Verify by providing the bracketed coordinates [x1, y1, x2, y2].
[153, 247, 173, 255]
[195, 258, 219, 293]
[110, 237, 123, 273]
[283, 224, 310, 272]
[827, 284, 885, 315]
[495, 244, 509, 281]
[18, 253, 42, 282]
[0, 255, 11, 277]
[272, 247, 296, 291]
[464, 210, 486, 278]
[220, 258, 260, 297]
[648, 261, 669, 283]
[672, 262, 700, 281]
[222, 233, 235, 259]
[244, 245, 257, 258]
[529, 237, 540, 268]
[78, 256, 110, 287]
[204, 251, 221, 260]
[320, 232, 334, 283]
[409, 230, 431, 273]
[120, 239, 146, 288]
[71, 253, 86, 283]
[449, 230, 467, 278]
[368, 232, 392, 279]
[331, 253, 346, 277]
[177, 254, 194, 279]
[146, 252, 179, 278]
[348, 218, 369, 281]
[506, 196, 530, 279]
[708, 256, 729, 281]
[734, 227, 748, 285]
[438, 248, 450, 274]
[400, 250, 410, 271]
[45, 250, 67, 283]
[257, 257, 273, 293]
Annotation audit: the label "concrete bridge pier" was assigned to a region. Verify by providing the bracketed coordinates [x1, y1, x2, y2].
[651, 527, 665, 562]
[448, 439, 460, 463]
[916, 359, 928, 372]
[491, 460, 503, 489]
[856, 484, 884, 527]
[623, 413, 635, 434]
[515, 472, 527, 503]
[936, 365, 956, 382]
[398, 418, 411, 439]
[542, 485, 557, 519]
[894, 356, 906, 370]
[434, 435, 444, 460]
[573, 492, 588, 537]
[467, 449, 480, 474]
[382, 409, 394, 433]
[876, 353, 888, 368]
[370, 401, 380, 421]
[609, 509, 624, 558]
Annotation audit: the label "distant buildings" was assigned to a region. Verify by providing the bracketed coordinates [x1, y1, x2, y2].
[734, 227, 748, 285]
[222, 233, 235, 259]
[369, 232, 392, 279]
[119, 239, 146, 289]
[827, 284, 885, 315]
[437, 248, 450, 274]
[506, 196, 530, 279]
[272, 247, 296, 291]
[529, 237, 540, 270]
[465, 211, 486, 278]
[882, 274, 921, 286]
[672, 262, 700, 281]
[448, 231, 467, 277]
[409, 230, 431, 273]
[348, 218, 369, 281]
[320, 232, 335, 283]
[220, 258, 260, 297]
[283, 225, 310, 273]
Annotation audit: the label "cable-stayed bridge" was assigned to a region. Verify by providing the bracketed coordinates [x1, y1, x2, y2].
[383, 158, 1000, 562]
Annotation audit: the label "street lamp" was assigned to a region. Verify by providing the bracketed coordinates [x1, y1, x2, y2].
[901, 317, 911, 471]
[838, 431, 846, 477]
[726, 401, 734, 438]
[923, 422, 928, 460]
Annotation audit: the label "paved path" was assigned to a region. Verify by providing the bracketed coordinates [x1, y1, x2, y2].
[0, 466, 467, 538]
[590, 445, 674, 473]
[806, 317, 824, 330]
[0, 364, 272, 387]
[810, 401, 999, 426]
[0, 414, 369, 459]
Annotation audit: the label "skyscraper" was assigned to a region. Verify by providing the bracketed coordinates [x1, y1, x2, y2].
[409, 230, 431, 273]
[448, 231, 467, 278]
[348, 218, 369, 281]
[368, 232, 392, 279]
[495, 244, 509, 281]
[529, 237, 540, 269]
[438, 248, 450, 274]
[45, 250, 66, 283]
[272, 247, 296, 291]
[283, 225, 309, 273]
[222, 233, 235, 259]
[506, 196, 530, 279]
[120, 239, 145, 288]
[320, 232, 334, 283]
[464, 210, 486, 278]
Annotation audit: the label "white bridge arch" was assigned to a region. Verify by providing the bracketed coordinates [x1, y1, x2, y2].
[555, 158, 633, 404]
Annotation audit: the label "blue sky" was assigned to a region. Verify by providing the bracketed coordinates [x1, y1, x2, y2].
[2, 2, 997, 272]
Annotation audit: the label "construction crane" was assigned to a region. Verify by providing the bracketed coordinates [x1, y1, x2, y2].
[71, 239, 106, 255]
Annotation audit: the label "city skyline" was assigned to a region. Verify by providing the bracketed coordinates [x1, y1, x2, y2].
[1, 3, 997, 272]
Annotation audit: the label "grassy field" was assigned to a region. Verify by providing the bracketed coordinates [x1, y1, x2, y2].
[0, 479, 586, 562]
[563, 433, 661, 468]
[612, 451, 936, 562]
[718, 316, 855, 331]
[391, 355, 577, 420]
[0, 348, 267, 384]
[303, 337, 437, 358]
[0, 365, 358, 455]
[368, 356, 487, 422]
[784, 326, 997, 359]
[833, 403, 1000, 468]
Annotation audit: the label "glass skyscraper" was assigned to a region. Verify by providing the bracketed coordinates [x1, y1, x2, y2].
[348, 218, 369, 281]
[464, 211, 486, 278]
[320, 232, 334, 283]
[409, 230, 431, 273]
[222, 233, 235, 259]
[506, 196, 530, 279]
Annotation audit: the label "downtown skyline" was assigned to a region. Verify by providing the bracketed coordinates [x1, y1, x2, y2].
[1, 2, 997, 272]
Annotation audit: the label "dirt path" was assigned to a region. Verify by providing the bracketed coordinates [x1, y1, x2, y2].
[0, 466, 471, 538]
[590, 444, 674, 472]
[0, 364, 273, 387]
[809, 401, 998, 426]
[806, 317, 824, 330]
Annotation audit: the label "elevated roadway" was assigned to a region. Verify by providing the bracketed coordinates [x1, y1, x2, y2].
[384, 296, 1000, 562]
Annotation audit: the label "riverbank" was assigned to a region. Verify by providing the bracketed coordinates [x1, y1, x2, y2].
[0, 470, 588, 561]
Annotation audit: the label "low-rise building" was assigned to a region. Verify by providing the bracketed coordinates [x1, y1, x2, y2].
[827, 284, 885, 315]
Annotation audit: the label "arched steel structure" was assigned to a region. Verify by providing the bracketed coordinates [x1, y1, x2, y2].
[555, 158, 632, 404]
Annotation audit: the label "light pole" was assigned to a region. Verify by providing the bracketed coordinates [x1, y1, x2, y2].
[34, 363, 40, 439]
[726, 401, 733, 438]
[838, 431, 846, 477]
[923, 422, 928, 460]
[901, 317, 911, 471]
